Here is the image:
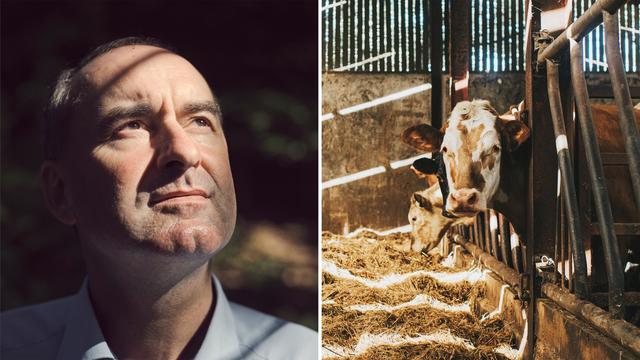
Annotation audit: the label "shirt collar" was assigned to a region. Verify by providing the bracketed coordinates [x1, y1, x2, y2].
[55, 279, 114, 360]
[56, 275, 242, 360]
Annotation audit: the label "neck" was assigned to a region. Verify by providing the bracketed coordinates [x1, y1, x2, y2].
[491, 145, 530, 236]
[84, 247, 215, 360]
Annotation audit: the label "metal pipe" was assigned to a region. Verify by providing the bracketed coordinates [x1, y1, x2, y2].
[536, 0, 626, 64]
[453, 235, 524, 296]
[484, 211, 493, 256]
[570, 38, 625, 317]
[511, 224, 523, 274]
[498, 214, 511, 267]
[430, 0, 443, 129]
[546, 59, 589, 299]
[542, 283, 640, 357]
[603, 10, 640, 212]
[490, 210, 500, 261]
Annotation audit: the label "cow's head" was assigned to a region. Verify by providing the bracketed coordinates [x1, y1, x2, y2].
[408, 184, 475, 252]
[408, 186, 450, 252]
[403, 100, 529, 216]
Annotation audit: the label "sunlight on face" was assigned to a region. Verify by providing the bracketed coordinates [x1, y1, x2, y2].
[62, 45, 236, 257]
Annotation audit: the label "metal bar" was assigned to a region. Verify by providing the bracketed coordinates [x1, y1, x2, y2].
[603, 9, 640, 212]
[511, 223, 522, 274]
[430, 0, 442, 128]
[570, 37, 625, 317]
[475, 214, 483, 250]
[498, 214, 512, 268]
[568, 210, 573, 292]
[452, 234, 525, 297]
[559, 193, 566, 289]
[484, 211, 493, 256]
[520, 226, 528, 278]
[546, 59, 589, 299]
[554, 200, 560, 285]
[542, 283, 640, 357]
[490, 210, 500, 261]
[537, 0, 627, 64]
[423, 0, 429, 71]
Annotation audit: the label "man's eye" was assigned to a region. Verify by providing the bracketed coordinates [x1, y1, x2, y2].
[193, 117, 214, 129]
[124, 121, 142, 130]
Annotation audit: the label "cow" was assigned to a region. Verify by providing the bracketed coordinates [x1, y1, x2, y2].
[408, 182, 474, 253]
[402, 99, 531, 235]
[403, 99, 640, 296]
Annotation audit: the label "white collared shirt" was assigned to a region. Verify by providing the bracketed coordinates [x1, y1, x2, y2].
[1, 275, 318, 360]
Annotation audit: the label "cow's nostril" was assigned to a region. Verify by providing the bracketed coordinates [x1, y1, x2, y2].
[468, 193, 477, 205]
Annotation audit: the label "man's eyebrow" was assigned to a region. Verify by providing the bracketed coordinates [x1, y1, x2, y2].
[182, 101, 222, 119]
[100, 103, 154, 124]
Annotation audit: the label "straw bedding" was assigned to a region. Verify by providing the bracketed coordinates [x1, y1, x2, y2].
[322, 231, 515, 359]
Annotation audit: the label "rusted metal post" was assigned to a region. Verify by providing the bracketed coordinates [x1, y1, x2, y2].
[546, 59, 589, 299]
[498, 214, 512, 268]
[603, 9, 640, 212]
[490, 210, 500, 261]
[570, 36, 625, 318]
[430, 0, 442, 129]
[449, 0, 470, 108]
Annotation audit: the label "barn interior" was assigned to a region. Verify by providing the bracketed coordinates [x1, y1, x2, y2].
[321, 0, 640, 358]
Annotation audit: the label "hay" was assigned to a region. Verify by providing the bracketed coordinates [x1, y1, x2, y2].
[351, 343, 513, 360]
[322, 231, 516, 359]
[323, 274, 476, 307]
[322, 305, 511, 350]
[322, 231, 452, 279]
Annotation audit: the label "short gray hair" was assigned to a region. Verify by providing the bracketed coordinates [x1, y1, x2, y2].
[43, 36, 175, 160]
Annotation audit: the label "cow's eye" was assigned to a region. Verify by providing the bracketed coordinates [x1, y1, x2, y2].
[442, 146, 448, 153]
[493, 145, 501, 153]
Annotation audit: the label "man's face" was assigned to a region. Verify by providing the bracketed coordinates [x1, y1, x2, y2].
[55, 45, 236, 256]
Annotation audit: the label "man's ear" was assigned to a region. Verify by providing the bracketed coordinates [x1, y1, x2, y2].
[497, 117, 530, 152]
[401, 124, 443, 152]
[40, 161, 76, 225]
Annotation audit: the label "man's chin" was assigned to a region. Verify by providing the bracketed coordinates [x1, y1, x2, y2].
[147, 223, 230, 255]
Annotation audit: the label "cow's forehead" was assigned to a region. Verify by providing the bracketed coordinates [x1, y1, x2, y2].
[442, 100, 500, 150]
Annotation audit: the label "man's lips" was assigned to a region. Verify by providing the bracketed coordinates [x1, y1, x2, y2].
[149, 189, 209, 206]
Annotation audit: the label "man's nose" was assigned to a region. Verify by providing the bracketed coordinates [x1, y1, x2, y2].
[156, 120, 201, 170]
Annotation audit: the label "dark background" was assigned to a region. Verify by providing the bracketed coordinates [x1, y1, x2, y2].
[1, 0, 318, 329]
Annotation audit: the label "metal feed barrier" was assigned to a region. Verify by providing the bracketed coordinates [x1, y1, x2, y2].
[446, 0, 640, 358]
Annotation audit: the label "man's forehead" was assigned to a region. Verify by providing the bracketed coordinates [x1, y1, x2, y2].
[78, 45, 212, 97]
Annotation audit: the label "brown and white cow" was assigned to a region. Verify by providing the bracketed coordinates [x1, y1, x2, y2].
[408, 182, 474, 253]
[404, 100, 640, 292]
[403, 99, 531, 234]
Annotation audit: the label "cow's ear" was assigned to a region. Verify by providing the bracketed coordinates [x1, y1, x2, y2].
[497, 117, 530, 152]
[413, 193, 433, 212]
[401, 124, 443, 152]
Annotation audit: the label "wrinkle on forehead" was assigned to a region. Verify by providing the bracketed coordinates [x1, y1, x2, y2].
[77, 46, 214, 106]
